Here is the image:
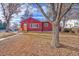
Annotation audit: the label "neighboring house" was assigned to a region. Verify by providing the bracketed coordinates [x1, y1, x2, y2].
[59, 4, 79, 29]
[20, 17, 52, 31]
[0, 20, 6, 30]
[60, 19, 79, 28]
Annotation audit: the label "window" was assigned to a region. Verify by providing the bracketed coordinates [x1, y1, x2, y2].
[44, 23, 48, 27]
[74, 23, 79, 28]
[30, 23, 39, 28]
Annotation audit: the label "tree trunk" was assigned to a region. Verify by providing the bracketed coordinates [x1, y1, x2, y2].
[5, 21, 10, 32]
[51, 22, 60, 48]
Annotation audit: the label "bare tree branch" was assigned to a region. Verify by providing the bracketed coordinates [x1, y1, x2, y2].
[36, 3, 52, 23]
[55, 3, 62, 23]
[60, 3, 73, 19]
[1, 3, 7, 19]
[50, 3, 57, 21]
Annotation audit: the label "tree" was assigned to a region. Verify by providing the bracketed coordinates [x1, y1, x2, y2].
[21, 4, 33, 20]
[61, 4, 79, 33]
[36, 3, 73, 48]
[0, 3, 21, 32]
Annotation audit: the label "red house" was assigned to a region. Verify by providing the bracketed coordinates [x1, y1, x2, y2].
[20, 17, 52, 31]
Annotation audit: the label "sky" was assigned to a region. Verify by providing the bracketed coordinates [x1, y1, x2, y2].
[1, 3, 79, 25]
[12, 3, 79, 23]
[11, 3, 48, 24]
[0, 3, 48, 24]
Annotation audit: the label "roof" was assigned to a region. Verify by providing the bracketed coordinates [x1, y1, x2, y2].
[39, 20, 49, 22]
[21, 17, 49, 23]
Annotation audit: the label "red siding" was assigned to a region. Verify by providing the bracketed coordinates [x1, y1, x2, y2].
[27, 18, 42, 31]
[42, 22, 52, 31]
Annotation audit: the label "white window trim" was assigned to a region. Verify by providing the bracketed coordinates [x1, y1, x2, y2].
[44, 23, 48, 27]
[30, 23, 39, 28]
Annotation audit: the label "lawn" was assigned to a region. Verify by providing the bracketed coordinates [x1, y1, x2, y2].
[0, 32, 17, 39]
[0, 32, 79, 56]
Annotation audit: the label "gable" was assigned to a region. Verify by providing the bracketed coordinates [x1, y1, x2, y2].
[20, 17, 50, 24]
[21, 17, 42, 24]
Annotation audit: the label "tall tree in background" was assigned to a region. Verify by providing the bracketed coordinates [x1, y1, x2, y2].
[36, 3, 73, 48]
[21, 4, 33, 20]
[1, 3, 21, 32]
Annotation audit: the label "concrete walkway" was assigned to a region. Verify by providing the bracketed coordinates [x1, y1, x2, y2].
[0, 32, 22, 41]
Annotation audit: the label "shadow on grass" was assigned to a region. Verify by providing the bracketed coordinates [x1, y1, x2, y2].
[59, 43, 79, 53]
[23, 33, 79, 53]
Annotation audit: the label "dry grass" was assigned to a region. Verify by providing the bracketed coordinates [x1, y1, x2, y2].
[0, 32, 79, 56]
[0, 32, 17, 38]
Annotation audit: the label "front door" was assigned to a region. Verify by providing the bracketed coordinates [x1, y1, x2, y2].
[24, 23, 27, 31]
